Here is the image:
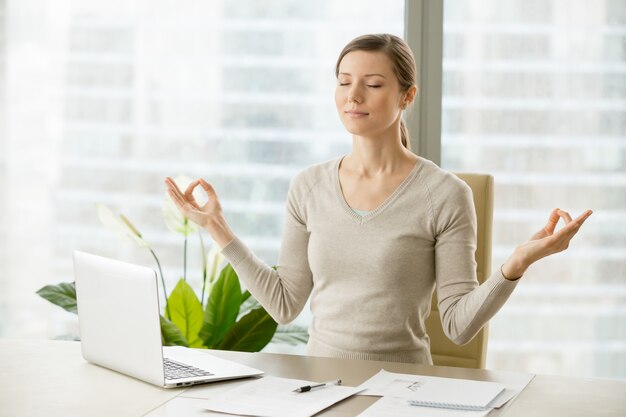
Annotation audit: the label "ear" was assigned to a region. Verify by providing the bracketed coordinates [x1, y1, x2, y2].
[403, 85, 418, 107]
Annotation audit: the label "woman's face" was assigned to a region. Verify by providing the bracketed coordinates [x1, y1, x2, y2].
[335, 50, 406, 138]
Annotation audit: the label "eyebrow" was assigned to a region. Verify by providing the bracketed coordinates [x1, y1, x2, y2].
[338, 72, 387, 79]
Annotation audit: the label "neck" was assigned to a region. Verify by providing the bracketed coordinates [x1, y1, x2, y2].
[345, 128, 415, 176]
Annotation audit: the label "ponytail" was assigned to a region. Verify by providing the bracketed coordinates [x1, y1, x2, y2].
[400, 119, 411, 150]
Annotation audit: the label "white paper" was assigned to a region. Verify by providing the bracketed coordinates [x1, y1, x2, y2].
[358, 369, 534, 409]
[356, 370, 504, 409]
[357, 396, 492, 417]
[204, 375, 363, 417]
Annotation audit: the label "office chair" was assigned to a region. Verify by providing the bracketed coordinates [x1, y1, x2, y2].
[425, 173, 494, 369]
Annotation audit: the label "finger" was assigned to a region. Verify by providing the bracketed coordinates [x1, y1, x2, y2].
[167, 188, 188, 212]
[573, 209, 593, 225]
[165, 177, 199, 211]
[552, 210, 593, 245]
[164, 177, 183, 195]
[165, 178, 188, 206]
[560, 209, 593, 233]
[166, 187, 181, 205]
[198, 179, 218, 200]
[566, 210, 593, 234]
[542, 208, 561, 235]
[165, 177, 183, 197]
[557, 209, 573, 224]
[184, 179, 200, 198]
[553, 223, 579, 243]
[185, 180, 198, 199]
[183, 180, 202, 210]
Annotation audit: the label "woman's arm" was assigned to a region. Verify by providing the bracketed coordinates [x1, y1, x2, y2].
[164, 176, 314, 324]
[434, 179, 592, 345]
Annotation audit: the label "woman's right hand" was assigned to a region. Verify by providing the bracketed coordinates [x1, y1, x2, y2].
[164, 177, 235, 248]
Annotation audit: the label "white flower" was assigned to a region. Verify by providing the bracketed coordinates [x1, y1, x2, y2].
[96, 204, 150, 248]
[163, 174, 205, 237]
[206, 245, 225, 285]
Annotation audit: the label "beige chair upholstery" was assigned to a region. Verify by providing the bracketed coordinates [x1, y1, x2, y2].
[425, 173, 494, 369]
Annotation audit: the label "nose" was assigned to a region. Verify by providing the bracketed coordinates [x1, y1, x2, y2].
[347, 85, 362, 104]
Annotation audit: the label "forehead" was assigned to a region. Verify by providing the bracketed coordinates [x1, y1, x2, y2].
[338, 50, 394, 77]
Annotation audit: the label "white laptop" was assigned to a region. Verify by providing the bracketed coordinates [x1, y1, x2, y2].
[73, 250, 264, 388]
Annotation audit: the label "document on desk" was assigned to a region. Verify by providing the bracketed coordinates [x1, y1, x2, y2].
[356, 396, 493, 417]
[357, 369, 534, 409]
[204, 375, 364, 417]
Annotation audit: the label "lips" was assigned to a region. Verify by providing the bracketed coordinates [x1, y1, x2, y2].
[345, 110, 369, 118]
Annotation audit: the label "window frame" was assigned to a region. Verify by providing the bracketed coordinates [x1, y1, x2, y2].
[405, 0, 443, 165]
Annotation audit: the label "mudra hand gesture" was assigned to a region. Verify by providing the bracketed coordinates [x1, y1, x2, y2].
[164, 177, 235, 248]
[501, 208, 593, 279]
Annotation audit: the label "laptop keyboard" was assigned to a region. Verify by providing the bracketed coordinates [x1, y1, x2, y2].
[163, 358, 214, 380]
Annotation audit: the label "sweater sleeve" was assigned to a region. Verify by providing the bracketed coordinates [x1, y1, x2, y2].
[220, 174, 314, 325]
[434, 177, 519, 345]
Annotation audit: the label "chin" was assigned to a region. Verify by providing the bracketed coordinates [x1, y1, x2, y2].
[341, 120, 371, 136]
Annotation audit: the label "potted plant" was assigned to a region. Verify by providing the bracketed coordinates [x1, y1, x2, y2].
[37, 175, 308, 352]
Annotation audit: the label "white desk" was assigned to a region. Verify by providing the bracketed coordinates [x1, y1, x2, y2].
[2, 339, 625, 417]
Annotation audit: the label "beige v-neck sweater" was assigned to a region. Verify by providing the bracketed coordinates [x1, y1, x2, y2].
[221, 156, 519, 364]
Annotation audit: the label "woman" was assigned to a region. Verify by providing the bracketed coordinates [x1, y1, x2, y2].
[165, 34, 592, 364]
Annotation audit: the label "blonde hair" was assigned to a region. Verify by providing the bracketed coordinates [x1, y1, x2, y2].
[335, 34, 418, 149]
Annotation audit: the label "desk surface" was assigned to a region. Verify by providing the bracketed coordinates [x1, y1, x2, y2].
[1, 339, 625, 417]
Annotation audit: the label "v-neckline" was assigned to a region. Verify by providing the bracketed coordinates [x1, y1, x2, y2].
[334, 156, 421, 225]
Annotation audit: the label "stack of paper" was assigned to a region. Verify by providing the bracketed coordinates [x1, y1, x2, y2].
[355, 369, 530, 416]
[204, 375, 363, 417]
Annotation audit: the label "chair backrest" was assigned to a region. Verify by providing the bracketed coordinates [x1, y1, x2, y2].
[425, 173, 494, 369]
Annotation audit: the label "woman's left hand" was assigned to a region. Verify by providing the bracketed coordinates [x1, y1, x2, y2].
[501, 208, 593, 280]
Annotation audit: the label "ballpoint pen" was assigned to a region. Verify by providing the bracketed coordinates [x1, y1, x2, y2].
[293, 379, 342, 393]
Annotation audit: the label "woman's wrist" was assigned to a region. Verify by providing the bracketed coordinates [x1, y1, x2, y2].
[204, 216, 235, 249]
[501, 251, 529, 281]
[501, 264, 523, 281]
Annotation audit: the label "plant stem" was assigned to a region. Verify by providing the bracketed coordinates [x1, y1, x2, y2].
[199, 231, 207, 308]
[183, 217, 188, 282]
[183, 236, 188, 282]
[150, 248, 171, 320]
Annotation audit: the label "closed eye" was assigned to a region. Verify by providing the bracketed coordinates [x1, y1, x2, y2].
[337, 83, 382, 88]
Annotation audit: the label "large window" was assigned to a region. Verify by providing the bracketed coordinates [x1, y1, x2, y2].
[2, 0, 623, 380]
[0, 0, 404, 345]
[441, 0, 626, 379]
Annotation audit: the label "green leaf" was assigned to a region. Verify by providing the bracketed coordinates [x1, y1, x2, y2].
[166, 279, 205, 348]
[199, 263, 242, 348]
[160, 315, 189, 347]
[36, 282, 77, 314]
[237, 293, 261, 320]
[271, 324, 309, 346]
[217, 307, 278, 352]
